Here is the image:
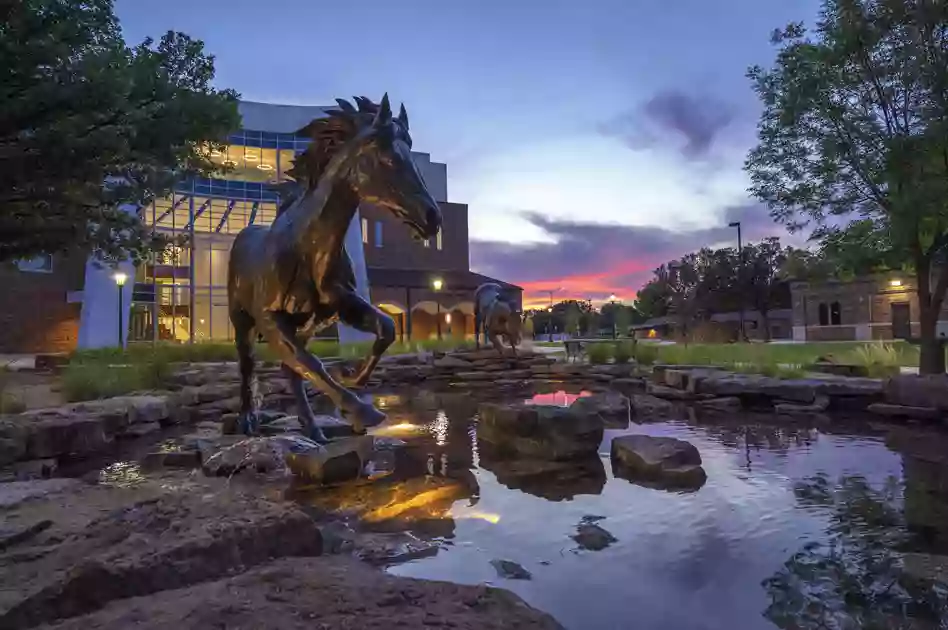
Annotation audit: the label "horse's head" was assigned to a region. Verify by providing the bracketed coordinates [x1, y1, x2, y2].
[286, 94, 442, 241]
[350, 95, 441, 241]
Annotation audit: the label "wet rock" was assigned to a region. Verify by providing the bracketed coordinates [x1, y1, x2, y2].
[610, 435, 707, 491]
[201, 436, 290, 477]
[0, 492, 323, 630]
[25, 414, 112, 460]
[630, 394, 678, 419]
[885, 375, 948, 410]
[0, 519, 51, 552]
[38, 557, 563, 630]
[902, 552, 948, 584]
[0, 478, 81, 509]
[570, 392, 630, 428]
[646, 382, 695, 400]
[572, 520, 617, 551]
[695, 397, 742, 412]
[117, 421, 162, 439]
[282, 435, 375, 485]
[351, 531, 441, 565]
[478, 401, 604, 460]
[775, 395, 830, 415]
[695, 373, 817, 403]
[433, 356, 474, 369]
[0, 420, 28, 466]
[490, 559, 532, 580]
[5, 458, 57, 481]
[610, 377, 647, 393]
[868, 403, 942, 422]
[140, 450, 201, 470]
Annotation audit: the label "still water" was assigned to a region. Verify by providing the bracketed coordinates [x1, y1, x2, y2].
[323, 389, 948, 630]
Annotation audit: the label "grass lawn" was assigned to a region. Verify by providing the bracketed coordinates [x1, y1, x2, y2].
[650, 341, 919, 368]
[60, 338, 476, 402]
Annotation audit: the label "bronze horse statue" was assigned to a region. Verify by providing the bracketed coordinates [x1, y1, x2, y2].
[227, 94, 442, 442]
[474, 282, 523, 355]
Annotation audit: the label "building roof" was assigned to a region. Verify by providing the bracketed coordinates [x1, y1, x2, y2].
[631, 309, 794, 329]
[367, 267, 522, 292]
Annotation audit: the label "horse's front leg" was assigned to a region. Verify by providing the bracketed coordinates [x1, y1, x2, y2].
[257, 312, 385, 435]
[488, 330, 505, 355]
[335, 291, 396, 387]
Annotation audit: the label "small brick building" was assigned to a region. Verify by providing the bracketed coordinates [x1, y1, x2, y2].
[790, 274, 948, 341]
[0, 255, 84, 353]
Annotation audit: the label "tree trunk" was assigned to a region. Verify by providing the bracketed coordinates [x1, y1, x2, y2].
[918, 303, 945, 375]
[761, 310, 772, 342]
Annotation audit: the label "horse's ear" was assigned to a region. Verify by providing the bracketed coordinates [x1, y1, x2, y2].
[374, 93, 392, 127]
[335, 99, 357, 114]
[397, 103, 409, 130]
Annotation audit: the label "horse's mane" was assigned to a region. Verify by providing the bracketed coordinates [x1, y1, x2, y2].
[276, 96, 381, 216]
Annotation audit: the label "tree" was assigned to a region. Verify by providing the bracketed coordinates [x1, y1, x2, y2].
[634, 278, 671, 320]
[745, 0, 948, 373]
[0, 0, 241, 263]
[740, 237, 792, 340]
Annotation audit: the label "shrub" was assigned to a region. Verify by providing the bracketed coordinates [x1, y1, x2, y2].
[844, 343, 902, 378]
[587, 343, 613, 365]
[633, 343, 660, 366]
[0, 367, 26, 414]
[62, 353, 172, 401]
[613, 341, 635, 364]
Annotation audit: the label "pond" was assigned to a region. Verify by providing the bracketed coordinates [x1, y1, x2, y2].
[308, 388, 948, 630]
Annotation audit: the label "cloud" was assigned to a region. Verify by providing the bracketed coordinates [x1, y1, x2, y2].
[599, 89, 736, 160]
[470, 204, 789, 307]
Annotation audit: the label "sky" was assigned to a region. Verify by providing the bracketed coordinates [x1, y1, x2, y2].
[116, 0, 821, 309]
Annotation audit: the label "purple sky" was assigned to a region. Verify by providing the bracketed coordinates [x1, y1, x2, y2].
[116, 0, 820, 307]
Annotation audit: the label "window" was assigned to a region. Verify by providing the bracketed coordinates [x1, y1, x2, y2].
[818, 303, 829, 326]
[423, 238, 430, 248]
[436, 228, 442, 250]
[361, 218, 368, 244]
[830, 301, 842, 325]
[17, 254, 53, 273]
[374, 221, 383, 248]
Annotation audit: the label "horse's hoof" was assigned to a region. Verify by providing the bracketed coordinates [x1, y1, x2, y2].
[342, 399, 386, 434]
[239, 411, 260, 436]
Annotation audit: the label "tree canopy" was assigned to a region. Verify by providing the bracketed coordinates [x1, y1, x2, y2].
[0, 0, 241, 263]
[745, 0, 948, 371]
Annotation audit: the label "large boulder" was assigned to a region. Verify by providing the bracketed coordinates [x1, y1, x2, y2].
[0, 419, 28, 467]
[569, 392, 630, 429]
[610, 435, 707, 491]
[694, 373, 817, 403]
[478, 401, 604, 460]
[885, 375, 948, 411]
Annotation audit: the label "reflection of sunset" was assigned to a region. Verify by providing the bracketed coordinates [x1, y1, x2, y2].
[526, 391, 592, 407]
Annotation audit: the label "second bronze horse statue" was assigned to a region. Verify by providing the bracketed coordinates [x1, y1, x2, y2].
[227, 94, 442, 443]
[474, 282, 523, 355]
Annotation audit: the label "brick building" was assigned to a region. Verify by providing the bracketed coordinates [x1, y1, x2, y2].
[790, 274, 948, 341]
[0, 100, 521, 353]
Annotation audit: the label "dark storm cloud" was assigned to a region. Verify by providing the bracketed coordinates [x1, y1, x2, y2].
[599, 89, 736, 160]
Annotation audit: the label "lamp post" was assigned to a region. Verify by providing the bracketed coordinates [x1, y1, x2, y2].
[547, 306, 553, 342]
[728, 221, 745, 341]
[608, 294, 618, 339]
[113, 271, 128, 348]
[432, 278, 443, 340]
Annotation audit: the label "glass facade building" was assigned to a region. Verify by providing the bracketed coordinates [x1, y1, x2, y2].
[130, 126, 314, 343]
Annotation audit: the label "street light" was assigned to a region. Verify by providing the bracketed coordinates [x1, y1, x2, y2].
[608, 294, 618, 339]
[432, 277, 443, 340]
[547, 306, 553, 342]
[113, 271, 128, 348]
[728, 221, 746, 341]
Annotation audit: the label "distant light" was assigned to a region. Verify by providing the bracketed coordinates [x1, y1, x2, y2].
[445, 313, 452, 323]
[547, 306, 552, 312]
[113, 271, 127, 286]
[199, 318, 205, 324]
[608, 294, 617, 302]
[432, 278, 443, 291]
[890, 279, 902, 287]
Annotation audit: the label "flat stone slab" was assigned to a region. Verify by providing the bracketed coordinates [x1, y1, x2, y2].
[610, 435, 707, 491]
[569, 392, 630, 428]
[885, 375, 948, 410]
[478, 401, 604, 460]
[868, 403, 942, 421]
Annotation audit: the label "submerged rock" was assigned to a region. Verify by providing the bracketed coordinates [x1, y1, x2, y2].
[490, 558, 533, 580]
[478, 447, 606, 501]
[572, 519, 617, 551]
[478, 401, 604, 460]
[610, 435, 707, 491]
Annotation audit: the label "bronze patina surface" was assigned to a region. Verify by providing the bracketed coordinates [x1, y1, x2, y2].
[474, 282, 522, 356]
[227, 95, 442, 442]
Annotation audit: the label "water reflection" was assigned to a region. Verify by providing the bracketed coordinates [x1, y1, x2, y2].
[292, 388, 948, 630]
[764, 473, 948, 629]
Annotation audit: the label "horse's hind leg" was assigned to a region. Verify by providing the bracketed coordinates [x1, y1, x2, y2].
[283, 364, 328, 444]
[231, 309, 259, 435]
